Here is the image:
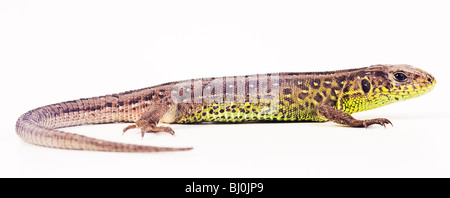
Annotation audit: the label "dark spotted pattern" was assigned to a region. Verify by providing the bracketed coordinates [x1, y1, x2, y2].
[298, 92, 308, 100]
[310, 79, 321, 89]
[336, 76, 346, 88]
[178, 64, 435, 123]
[323, 78, 332, 88]
[314, 93, 323, 103]
[283, 88, 292, 95]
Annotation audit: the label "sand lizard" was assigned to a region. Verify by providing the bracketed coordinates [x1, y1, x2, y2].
[15, 64, 436, 152]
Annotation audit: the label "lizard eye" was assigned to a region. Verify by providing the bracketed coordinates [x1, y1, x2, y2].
[393, 72, 407, 82]
[361, 79, 371, 93]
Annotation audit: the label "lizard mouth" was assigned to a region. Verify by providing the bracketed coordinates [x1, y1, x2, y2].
[383, 74, 436, 100]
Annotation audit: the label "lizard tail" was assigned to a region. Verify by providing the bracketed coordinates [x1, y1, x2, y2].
[15, 93, 192, 152]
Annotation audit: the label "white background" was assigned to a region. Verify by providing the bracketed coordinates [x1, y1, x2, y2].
[1, 0, 449, 178]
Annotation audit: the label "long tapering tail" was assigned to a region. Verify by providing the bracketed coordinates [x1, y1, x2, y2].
[15, 93, 192, 152]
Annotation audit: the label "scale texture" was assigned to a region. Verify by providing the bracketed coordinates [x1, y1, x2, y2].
[15, 64, 436, 152]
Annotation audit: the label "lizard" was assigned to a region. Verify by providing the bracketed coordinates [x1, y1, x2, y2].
[15, 64, 436, 152]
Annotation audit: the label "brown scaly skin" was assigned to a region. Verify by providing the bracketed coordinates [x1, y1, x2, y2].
[15, 89, 191, 152]
[15, 64, 436, 152]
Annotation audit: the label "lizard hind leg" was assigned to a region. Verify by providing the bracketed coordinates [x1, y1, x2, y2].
[123, 104, 176, 138]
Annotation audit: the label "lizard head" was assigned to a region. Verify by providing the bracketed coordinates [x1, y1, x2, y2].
[368, 64, 436, 101]
[340, 64, 436, 113]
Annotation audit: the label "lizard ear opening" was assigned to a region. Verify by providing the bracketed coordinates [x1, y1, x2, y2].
[361, 79, 371, 93]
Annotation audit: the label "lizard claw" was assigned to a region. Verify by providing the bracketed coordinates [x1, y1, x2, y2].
[363, 121, 368, 129]
[141, 126, 175, 136]
[123, 124, 137, 135]
[384, 119, 393, 128]
[123, 123, 175, 139]
[363, 118, 393, 128]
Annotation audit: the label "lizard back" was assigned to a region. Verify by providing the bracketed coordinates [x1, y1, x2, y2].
[15, 64, 436, 152]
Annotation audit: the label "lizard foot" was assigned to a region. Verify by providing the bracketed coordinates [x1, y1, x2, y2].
[362, 118, 393, 129]
[123, 120, 175, 138]
[317, 104, 394, 128]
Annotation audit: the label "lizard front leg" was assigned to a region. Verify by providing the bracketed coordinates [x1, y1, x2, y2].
[123, 103, 175, 137]
[317, 104, 393, 128]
